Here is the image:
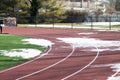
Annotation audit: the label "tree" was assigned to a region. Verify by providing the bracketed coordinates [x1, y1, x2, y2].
[0, 0, 18, 16]
[27, 0, 42, 23]
[15, 0, 42, 23]
[39, 0, 66, 23]
[16, 0, 30, 16]
[115, 0, 120, 11]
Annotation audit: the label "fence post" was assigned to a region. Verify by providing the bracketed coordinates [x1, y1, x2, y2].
[0, 24, 2, 34]
[109, 16, 111, 30]
[91, 16, 93, 30]
[52, 16, 55, 28]
[35, 16, 37, 27]
[71, 16, 74, 29]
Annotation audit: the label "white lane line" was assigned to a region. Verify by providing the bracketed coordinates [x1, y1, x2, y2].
[16, 44, 75, 80]
[0, 46, 52, 73]
[61, 45, 100, 80]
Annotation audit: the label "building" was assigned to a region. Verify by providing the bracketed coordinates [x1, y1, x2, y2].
[63, 0, 116, 14]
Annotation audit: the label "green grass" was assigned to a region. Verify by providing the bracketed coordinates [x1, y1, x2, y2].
[0, 34, 45, 70]
[0, 55, 28, 70]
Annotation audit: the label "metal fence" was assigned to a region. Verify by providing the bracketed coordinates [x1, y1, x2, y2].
[3, 14, 120, 30]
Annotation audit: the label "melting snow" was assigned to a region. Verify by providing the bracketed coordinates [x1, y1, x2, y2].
[57, 37, 120, 80]
[89, 48, 120, 52]
[92, 64, 120, 71]
[78, 32, 97, 35]
[107, 64, 120, 80]
[108, 76, 120, 80]
[23, 38, 54, 47]
[0, 38, 53, 59]
[0, 49, 41, 59]
[92, 63, 120, 80]
[57, 38, 120, 48]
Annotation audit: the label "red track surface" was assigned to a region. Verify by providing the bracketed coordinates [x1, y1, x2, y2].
[0, 27, 120, 80]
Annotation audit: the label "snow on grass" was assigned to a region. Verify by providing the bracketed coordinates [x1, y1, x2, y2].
[0, 49, 41, 59]
[1, 38, 53, 59]
[57, 37, 120, 48]
[23, 38, 54, 47]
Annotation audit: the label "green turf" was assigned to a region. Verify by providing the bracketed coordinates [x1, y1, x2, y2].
[0, 34, 45, 70]
[0, 55, 28, 70]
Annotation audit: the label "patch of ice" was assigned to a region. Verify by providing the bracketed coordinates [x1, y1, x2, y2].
[1, 49, 41, 59]
[23, 38, 54, 47]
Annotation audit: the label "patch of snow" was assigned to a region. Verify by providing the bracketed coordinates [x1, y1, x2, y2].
[23, 38, 54, 47]
[78, 32, 97, 35]
[92, 63, 120, 80]
[57, 38, 120, 48]
[90, 48, 110, 52]
[107, 64, 120, 80]
[98, 30, 120, 32]
[89, 48, 120, 52]
[111, 64, 120, 72]
[0, 49, 41, 59]
[112, 48, 120, 51]
[0, 38, 53, 59]
[91, 64, 113, 68]
[62, 37, 120, 80]
[108, 76, 120, 80]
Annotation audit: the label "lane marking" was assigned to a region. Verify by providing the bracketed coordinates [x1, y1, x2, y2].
[0, 46, 52, 73]
[16, 44, 75, 80]
[61, 45, 100, 80]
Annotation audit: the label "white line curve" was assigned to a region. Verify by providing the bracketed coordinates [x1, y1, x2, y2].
[61, 45, 100, 80]
[16, 44, 75, 80]
[0, 46, 52, 73]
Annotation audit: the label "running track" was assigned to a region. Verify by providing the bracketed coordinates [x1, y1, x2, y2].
[0, 27, 120, 80]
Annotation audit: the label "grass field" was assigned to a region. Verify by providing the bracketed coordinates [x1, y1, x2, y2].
[0, 34, 45, 70]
